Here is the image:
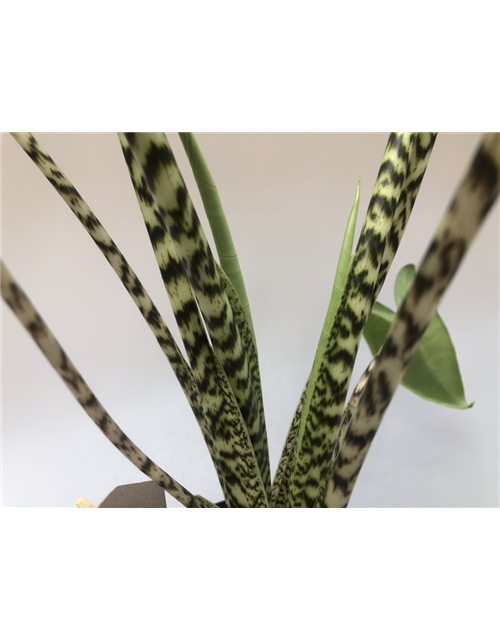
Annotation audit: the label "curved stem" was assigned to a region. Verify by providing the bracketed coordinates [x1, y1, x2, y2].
[321, 132, 500, 507]
[1, 262, 216, 509]
[179, 132, 255, 341]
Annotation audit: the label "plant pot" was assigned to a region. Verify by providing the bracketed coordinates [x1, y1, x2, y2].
[187, 504, 346, 640]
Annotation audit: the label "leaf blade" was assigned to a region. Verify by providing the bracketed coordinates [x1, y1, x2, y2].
[394, 264, 472, 409]
[363, 268, 472, 409]
[277, 180, 360, 506]
[289, 134, 417, 507]
[326, 178, 361, 329]
[118, 134, 231, 499]
[217, 264, 271, 493]
[179, 132, 256, 341]
[10, 133, 210, 444]
[322, 132, 500, 508]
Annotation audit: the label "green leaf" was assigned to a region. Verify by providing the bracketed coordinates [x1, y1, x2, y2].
[363, 301, 396, 351]
[283, 180, 360, 506]
[179, 133, 256, 342]
[327, 177, 361, 326]
[363, 266, 473, 410]
[394, 263, 417, 308]
[290, 134, 418, 507]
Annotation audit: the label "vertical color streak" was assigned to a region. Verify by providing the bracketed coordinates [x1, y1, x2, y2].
[31, 509, 41, 640]
[167, 509, 175, 640]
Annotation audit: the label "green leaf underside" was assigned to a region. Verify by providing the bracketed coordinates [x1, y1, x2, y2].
[364, 282, 472, 410]
[324, 179, 361, 334]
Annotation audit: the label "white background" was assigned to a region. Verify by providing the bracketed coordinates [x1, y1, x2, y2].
[0, 507, 73, 640]
[2, 132, 498, 507]
[347, 509, 500, 640]
[0, 508, 500, 640]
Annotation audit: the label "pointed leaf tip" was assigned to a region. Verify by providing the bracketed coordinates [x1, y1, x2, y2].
[363, 264, 473, 410]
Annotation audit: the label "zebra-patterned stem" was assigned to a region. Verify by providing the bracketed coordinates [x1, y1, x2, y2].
[217, 265, 271, 494]
[335, 355, 378, 458]
[120, 133, 271, 506]
[122, 135, 267, 507]
[1, 262, 216, 509]
[180, 130, 269, 495]
[200, 352, 269, 507]
[9, 133, 208, 442]
[179, 133, 256, 342]
[273, 182, 360, 507]
[123, 133, 270, 503]
[282, 138, 434, 506]
[321, 132, 500, 508]
[374, 133, 438, 300]
[333, 135, 436, 466]
[117, 134, 230, 501]
[288, 133, 417, 507]
[271, 385, 307, 508]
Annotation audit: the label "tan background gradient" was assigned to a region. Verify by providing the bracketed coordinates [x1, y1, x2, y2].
[1, 133, 498, 507]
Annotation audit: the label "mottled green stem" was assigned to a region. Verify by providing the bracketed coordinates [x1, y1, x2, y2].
[122, 133, 270, 506]
[272, 181, 360, 505]
[304, 180, 361, 415]
[10, 133, 208, 441]
[331, 133, 438, 464]
[288, 133, 417, 507]
[321, 132, 500, 507]
[373, 133, 438, 300]
[118, 133, 230, 502]
[1, 261, 216, 509]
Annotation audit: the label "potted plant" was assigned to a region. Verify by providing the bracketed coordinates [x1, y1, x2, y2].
[2, 132, 499, 507]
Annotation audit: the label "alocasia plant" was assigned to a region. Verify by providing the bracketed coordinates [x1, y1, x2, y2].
[2, 131, 499, 507]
